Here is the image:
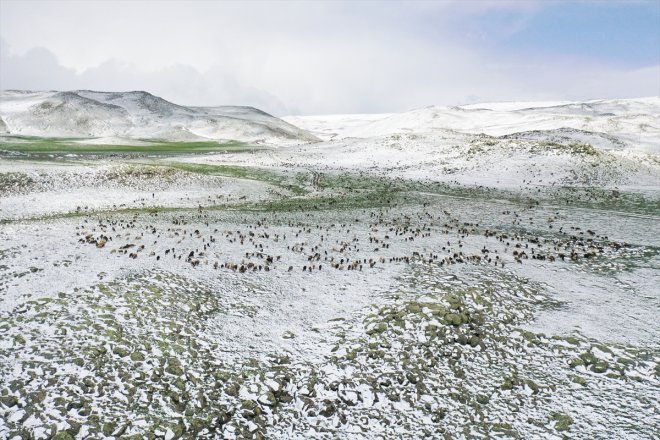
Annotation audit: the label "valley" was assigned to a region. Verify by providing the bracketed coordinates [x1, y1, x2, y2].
[0, 93, 658, 439]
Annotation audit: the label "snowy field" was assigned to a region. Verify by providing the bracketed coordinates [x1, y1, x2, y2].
[0, 95, 659, 439]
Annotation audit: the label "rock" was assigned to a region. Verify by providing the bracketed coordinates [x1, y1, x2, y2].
[171, 423, 185, 438]
[367, 322, 388, 335]
[319, 399, 336, 417]
[66, 420, 82, 436]
[112, 423, 129, 437]
[28, 389, 47, 404]
[215, 407, 232, 425]
[367, 349, 385, 359]
[568, 358, 584, 369]
[551, 412, 573, 431]
[241, 399, 261, 418]
[258, 391, 278, 407]
[166, 359, 184, 376]
[476, 394, 490, 405]
[591, 360, 609, 373]
[113, 346, 130, 357]
[88, 346, 107, 358]
[491, 422, 520, 438]
[190, 418, 205, 433]
[521, 331, 539, 345]
[427, 304, 448, 317]
[525, 380, 540, 394]
[406, 303, 422, 313]
[102, 422, 117, 436]
[0, 395, 18, 408]
[213, 371, 232, 382]
[52, 432, 75, 440]
[569, 375, 587, 387]
[225, 382, 240, 397]
[444, 313, 462, 326]
[500, 380, 514, 390]
[130, 351, 145, 362]
[579, 351, 598, 366]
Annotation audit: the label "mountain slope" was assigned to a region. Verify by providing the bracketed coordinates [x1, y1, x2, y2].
[284, 97, 659, 153]
[275, 98, 660, 189]
[0, 90, 319, 144]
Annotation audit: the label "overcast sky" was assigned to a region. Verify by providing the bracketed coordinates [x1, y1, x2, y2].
[1, 0, 658, 115]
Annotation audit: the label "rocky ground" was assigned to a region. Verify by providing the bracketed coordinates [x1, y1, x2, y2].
[0, 107, 659, 439]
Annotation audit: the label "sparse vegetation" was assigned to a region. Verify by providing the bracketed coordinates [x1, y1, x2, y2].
[1, 98, 659, 439]
[0, 136, 255, 157]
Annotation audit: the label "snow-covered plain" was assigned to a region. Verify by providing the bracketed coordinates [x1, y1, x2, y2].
[0, 94, 659, 439]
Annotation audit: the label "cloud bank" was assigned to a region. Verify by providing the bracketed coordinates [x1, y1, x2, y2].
[1, 1, 658, 115]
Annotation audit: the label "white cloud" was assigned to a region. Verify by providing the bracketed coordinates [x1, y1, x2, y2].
[1, 1, 658, 115]
[0, 42, 290, 114]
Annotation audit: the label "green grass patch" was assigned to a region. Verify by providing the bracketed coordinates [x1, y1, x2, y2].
[0, 136, 257, 157]
[140, 162, 308, 195]
[232, 189, 406, 212]
[529, 141, 600, 156]
[0, 187, 408, 225]
[315, 171, 660, 216]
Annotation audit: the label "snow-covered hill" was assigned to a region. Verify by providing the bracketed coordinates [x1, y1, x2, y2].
[284, 97, 659, 153]
[1, 92, 658, 188]
[0, 90, 320, 144]
[257, 98, 660, 189]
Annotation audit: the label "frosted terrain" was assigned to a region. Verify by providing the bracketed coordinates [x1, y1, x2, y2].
[0, 93, 659, 439]
[0, 90, 319, 145]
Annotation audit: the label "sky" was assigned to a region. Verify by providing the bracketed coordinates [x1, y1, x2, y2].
[0, 0, 658, 115]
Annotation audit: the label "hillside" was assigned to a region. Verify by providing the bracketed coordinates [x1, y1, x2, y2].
[269, 98, 660, 189]
[284, 97, 659, 154]
[0, 90, 319, 145]
[1, 95, 659, 440]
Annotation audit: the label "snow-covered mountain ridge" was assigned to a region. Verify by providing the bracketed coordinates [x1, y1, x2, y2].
[0, 90, 319, 144]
